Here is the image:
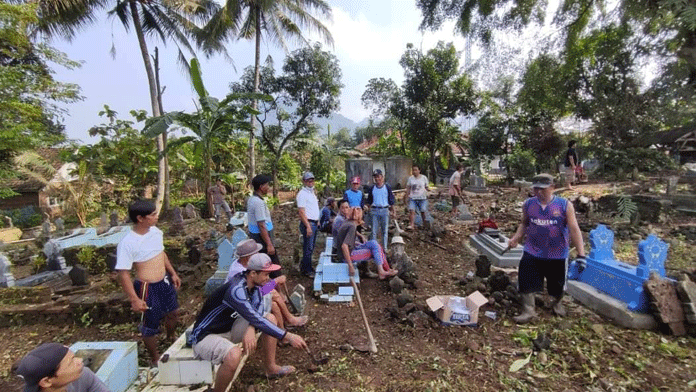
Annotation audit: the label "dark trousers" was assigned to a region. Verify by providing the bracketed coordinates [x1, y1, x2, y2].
[299, 221, 318, 274]
[250, 231, 282, 279]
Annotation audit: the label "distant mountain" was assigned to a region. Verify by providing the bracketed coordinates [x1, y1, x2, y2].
[312, 113, 361, 135]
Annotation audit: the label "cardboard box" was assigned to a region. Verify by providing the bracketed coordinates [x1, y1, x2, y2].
[426, 291, 488, 326]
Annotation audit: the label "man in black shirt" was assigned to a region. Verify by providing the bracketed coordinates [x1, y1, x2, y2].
[564, 140, 579, 190]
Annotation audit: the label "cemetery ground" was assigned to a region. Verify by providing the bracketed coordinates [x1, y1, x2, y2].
[1, 180, 696, 391]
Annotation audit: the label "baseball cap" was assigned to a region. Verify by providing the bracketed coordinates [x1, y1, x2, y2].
[235, 239, 263, 258]
[247, 253, 281, 272]
[325, 197, 335, 206]
[16, 343, 69, 392]
[302, 172, 315, 181]
[372, 169, 383, 176]
[351, 176, 361, 184]
[531, 173, 554, 188]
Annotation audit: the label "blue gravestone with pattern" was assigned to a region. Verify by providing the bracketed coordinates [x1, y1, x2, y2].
[70, 341, 137, 392]
[204, 230, 248, 295]
[568, 224, 670, 313]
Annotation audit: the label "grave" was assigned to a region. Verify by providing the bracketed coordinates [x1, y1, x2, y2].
[54, 217, 65, 232]
[169, 207, 184, 236]
[228, 211, 247, 227]
[109, 211, 119, 227]
[465, 174, 488, 193]
[0, 252, 15, 287]
[43, 239, 67, 270]
[70, 341, 138, 392]
[468, 228, 523, 267]
[456, 204, 474, 221]
[85, 226, 131, 248]
[566, 224, 670, 329]
[54, 228, 98, 250]
[313, 237, 359, 302]
[204, 229, 248, 296]
[183, 203, 197, 219]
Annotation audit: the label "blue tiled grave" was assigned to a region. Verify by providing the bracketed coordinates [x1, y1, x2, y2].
[70, 341, 138, 392]
[204, 229, 248, 295]
[568, 224, 671, 313]
[313, 236, 358, 302]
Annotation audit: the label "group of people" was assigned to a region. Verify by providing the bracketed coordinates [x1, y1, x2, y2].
[16, 164, 587, 392]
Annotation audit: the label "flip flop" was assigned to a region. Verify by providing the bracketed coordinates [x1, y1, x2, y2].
[266, 365, 295, 379]
[287, 315, 309, 328]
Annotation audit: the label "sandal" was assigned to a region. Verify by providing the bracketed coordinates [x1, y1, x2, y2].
[266, 365, 295, 379]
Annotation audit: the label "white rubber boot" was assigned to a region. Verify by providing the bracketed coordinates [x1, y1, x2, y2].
[513, 293, 537, 324]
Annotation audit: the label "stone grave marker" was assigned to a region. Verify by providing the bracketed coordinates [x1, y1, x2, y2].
[109, 211, 119, 227]
[69, 264, 89, 286]
[676, 275, 696, 324]
[0, 252, 15, 287]
[184, 203, 198, 219]
[645, 272, 686, 335]
[42, 220, 51, 238]
[466, 174, 488, 193]
[169, 207, 184, 236]
[43, 239, 66, 270]
[204, 229, 248, 295]
[3, 216, 12, 228]
[456, 204, 474, 221]
[54, 217, 64, 233]
[290, 284, 306, 314]
[99, 213, 108, 229]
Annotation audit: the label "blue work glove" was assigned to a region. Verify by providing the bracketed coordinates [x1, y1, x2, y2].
[575, 256, 587, 272]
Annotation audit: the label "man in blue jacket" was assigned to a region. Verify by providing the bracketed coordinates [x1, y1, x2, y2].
[366, 169, 395, 251]
[188, 253, 308, 392]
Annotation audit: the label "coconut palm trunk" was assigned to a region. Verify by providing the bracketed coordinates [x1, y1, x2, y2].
[248, 7, 262, 179]
[130, 0, 166, 213]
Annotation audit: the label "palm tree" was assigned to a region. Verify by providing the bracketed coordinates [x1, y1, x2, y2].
[27, 0, 223, 213]
[200, 0, 334, 179]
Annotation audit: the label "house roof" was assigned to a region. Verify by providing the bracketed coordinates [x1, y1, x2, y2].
[1, 148, 66, 193]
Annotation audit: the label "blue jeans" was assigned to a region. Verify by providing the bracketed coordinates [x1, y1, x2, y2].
[300, 221, 318, 274]
[370, 207, 389, 252]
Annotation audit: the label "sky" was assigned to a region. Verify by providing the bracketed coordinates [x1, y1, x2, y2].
[50, 0, 471, 145]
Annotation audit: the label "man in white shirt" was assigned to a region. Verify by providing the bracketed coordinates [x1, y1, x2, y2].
[296, 172, 320, 278]
[449, 164, 465, 218]
[404, 164, 430, 230]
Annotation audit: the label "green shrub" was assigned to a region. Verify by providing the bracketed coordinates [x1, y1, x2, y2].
[0, 206, 43, 229]
[76, 246, 107, 274]
[505, 147, 537, 180]
[587, 146, 676, 174]
[276, 153, 302, 191]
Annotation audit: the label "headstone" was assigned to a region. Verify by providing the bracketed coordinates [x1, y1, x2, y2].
[70, 341, 138, 392]
[469, 231, 523, 268]
[204, 231, 248, 295]
[465, 174, 488, 193]
[169, 207, 184, 236]
[99, 213, 108, 229]
[204, 230, 222, 250]
[183, 203, 198, 220]
[290, 284, 306, 314]
[644, 272, 686, 335]
[109, 211, 119, 227]
[0, 252, 15, 287]
[54, 217, 64, 233]
[389, 276, 405, 294]
[676, 275, 696, 324]
[567, 225, 671, 313]
[43, 239, 67, 270]
[456, 204, 474, 221]
[42, 220, 51, 238]
[475, 255, 491, 278]
[3, 216, 12, 228]
[69, 264, 90, 286]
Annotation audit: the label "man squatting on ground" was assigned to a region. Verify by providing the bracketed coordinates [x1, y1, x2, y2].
[16, 343, 109, 392]
[188, 254, 308, 392]
[297, 172, 321, 278]
[508, 173, 586, 324]
[225, 239, 308, 329]
[405, 164, 430, 230]
[208, 179, 232, 223]
[449, 164, 465, 218]
[366, 169, 395, 252]
[336, 207, 398, 280]
[116, 199, 181, 364]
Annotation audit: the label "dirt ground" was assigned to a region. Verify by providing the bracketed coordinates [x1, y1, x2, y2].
[1, 181, 696, 392]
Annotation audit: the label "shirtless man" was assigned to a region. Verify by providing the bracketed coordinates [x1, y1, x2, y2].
[116, 199, 181, 365]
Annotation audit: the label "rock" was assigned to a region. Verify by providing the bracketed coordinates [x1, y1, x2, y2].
[396, 293, 414, 308]
[489, 271, 510, 293]
[532, 333, 551, 351]
[386, 306, 401, 319]
[404, 310, 429, 328]
[184, 203, 198, 219]
[68, 264, 89, 286]
[403, 302, 417, 314]
[109, 211, 119, 227]
[475, 255, 491, 278]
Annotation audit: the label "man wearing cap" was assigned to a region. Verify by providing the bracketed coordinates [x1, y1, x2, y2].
[16, 343, 109, 392]
[226, 239, 308, 330]
[508, 173, 586, 323]
[248, 174, 281, 278]
[366, 169, 395, 251]
[297, 172, 320, 277]
[319, 197, 337, 233]
[189, 253, 308, 392]
[343, 176, 365, 208]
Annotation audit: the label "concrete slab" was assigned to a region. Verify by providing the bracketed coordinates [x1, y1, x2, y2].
[70, 341, 138, 392]
[566, 280, 657, 330]
[158, 325, 214, 385]
[468, 233, 523, 268]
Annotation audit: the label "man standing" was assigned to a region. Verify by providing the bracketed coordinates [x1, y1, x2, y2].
[343, 176, 365, 208]
[405, 165, 430, 230]
[508, 173, 586, 324]
[247, 174, 281, 278]
[564, 140, 579, 190]
[297, 172, 320, 278]
[188, 254, 308, 392]
[116, 199, 180, 365]
[449, 164, 465, 218]
[16, 343, 109, 392]
[366, 169, 395, 252]
[208, 179, 232, 223]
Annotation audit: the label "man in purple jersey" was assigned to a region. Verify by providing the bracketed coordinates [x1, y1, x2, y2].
[508, 173, 586, 323]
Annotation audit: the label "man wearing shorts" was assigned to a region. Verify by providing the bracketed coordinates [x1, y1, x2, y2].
[508, 174, 585, 323]
[188, 254, 308, 392]
[116, 199, 181, 365]
[405, 165, 430, 230]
